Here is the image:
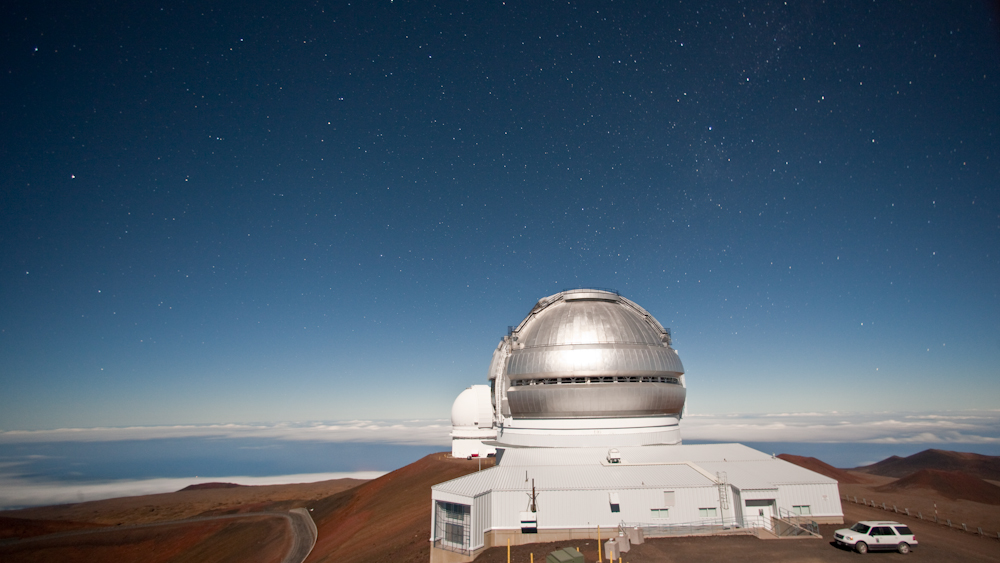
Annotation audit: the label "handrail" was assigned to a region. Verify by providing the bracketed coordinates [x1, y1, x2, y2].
[432, 538, 471, 555]
[774, 507, 820, 537]
[621, 517, 749, 538]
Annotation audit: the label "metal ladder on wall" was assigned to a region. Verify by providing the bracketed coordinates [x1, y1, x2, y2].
[716, 472, 729, 526]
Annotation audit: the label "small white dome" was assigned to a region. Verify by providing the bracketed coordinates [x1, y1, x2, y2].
[451, 385, 493, 428]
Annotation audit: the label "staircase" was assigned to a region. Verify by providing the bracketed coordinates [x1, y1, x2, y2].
[772, 507, 821, 538]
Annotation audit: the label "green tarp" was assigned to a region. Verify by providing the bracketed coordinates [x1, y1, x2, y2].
[545, 547, 585, 563]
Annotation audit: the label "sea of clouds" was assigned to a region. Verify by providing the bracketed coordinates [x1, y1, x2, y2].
[1, 411, 997, 509]
[0, 471, 387, 510]
[682, 410, 1000, 444]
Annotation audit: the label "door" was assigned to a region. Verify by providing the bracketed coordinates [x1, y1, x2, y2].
[745, 499, 775, 530]
[871, 526, 895, 550]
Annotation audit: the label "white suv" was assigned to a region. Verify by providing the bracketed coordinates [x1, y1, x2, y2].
[834, 521, 917, 554]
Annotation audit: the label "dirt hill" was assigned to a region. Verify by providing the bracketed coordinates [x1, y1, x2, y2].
[0, 454, 487, 563]
[305, 453, 492, 563]
[0, 477, 369, 563]
[777, 454, 869, 484]
[874, 468, 1000, 505]
[855, 449, 1000, 480]
[1, 477, 366, 527]
[179, 482, 246, 491]
[0, 516, 103, 540]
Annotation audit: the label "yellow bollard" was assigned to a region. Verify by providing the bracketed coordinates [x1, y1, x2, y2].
[531, 554, 534, 563]
[507, 538, 510, 563]
[598, 525, 602, 563]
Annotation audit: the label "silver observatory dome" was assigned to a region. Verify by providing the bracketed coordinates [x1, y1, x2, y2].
[488, 289, 686, 421]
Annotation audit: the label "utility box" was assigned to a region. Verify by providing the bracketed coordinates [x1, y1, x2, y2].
[616, 532, 631, 553]
[604, 538, 620, 561]
[628, 526, 644, 545]
[519, 511, 537, 533]
[545, 547, 584, 563]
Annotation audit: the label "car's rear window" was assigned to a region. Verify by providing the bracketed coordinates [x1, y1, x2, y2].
[850, 523, 871, 533]
[894, 526, 913, 535]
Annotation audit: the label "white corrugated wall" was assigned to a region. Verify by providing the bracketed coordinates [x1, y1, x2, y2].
[471, 492, 491, 550]
[775, 483, 843, 518]
[732, 488, 745, 527]
[486, 485, 723, 530]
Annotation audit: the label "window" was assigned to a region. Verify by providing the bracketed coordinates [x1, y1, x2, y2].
[894, 526, 913, 535]
[445, 522, 465, 544]
[436, 501, 470, 549]
[662, 491, 675, 506]
[609, 492, 621, 513]
[440, 502, 469, 520]
[651, 508, 669, 519]
[699, 507, 718, 518]
[792, 505, 811, 516]
[850, 523, 871, 534]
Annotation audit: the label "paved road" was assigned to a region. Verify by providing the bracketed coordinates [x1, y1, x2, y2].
[283, 508, 318, 563]
[1, 509, 317, 563]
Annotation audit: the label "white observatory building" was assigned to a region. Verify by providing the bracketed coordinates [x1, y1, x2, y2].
[450, 385, 497, 459]
[433, 289, 843, 563]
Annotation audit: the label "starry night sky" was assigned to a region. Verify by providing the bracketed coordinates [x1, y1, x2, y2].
[3, 1, 999, 431]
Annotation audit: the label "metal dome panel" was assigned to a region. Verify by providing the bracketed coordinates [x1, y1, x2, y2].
[507, 344, 683, 378]
[494, 289, 687, 421]
[507, 382, 685, 419]
[516, 299, 663, 347]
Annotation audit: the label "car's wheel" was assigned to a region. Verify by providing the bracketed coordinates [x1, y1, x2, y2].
[855, 542, 868, 554]
[897, 542, 910, 554]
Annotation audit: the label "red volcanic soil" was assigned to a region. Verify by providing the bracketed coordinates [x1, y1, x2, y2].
[777, 454, 869, 484]
[0, 455, 486, 563]
[179, 482, 246, 491]
[0, 515, 290, 563]
[306, 453, 493, 563]
[0, 516, 104, 540]
[3, 478, 366, 526]
[874, 468, 1000, 504]
[0, 477, 366, 562]
[855, 449, 1000, 480]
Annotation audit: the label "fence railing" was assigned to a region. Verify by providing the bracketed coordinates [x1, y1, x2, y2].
[621, 517, 753, 538]
[432, 538, 472, 555]
[775, 507, 821, 536]
[842, 494, 1000, 541]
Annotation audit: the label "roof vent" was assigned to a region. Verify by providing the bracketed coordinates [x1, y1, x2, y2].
[607, 448, 621, 464]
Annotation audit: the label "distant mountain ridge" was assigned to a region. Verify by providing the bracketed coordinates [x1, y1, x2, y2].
[776, 454, 868, 484]
[178, 482, 246, 491]
[853, 449, 1000, 481]
[874, 469, 1000, 505]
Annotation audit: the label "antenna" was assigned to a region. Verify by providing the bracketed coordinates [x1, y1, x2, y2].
[526, 478, 538, 512]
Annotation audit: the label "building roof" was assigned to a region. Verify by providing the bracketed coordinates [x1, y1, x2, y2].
[432, 443, 836, 498]
[433, 461, 715, 497]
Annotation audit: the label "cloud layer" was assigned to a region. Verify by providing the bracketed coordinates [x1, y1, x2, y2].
[682, 410, 1000, 444]
[0, 419, 453, 445]
[0, 471, 386, 510]
[1, 411, 997, 509]
[3, 411, 998, 446]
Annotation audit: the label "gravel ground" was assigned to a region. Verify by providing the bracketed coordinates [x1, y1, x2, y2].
[473, 502, 1000, 563]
